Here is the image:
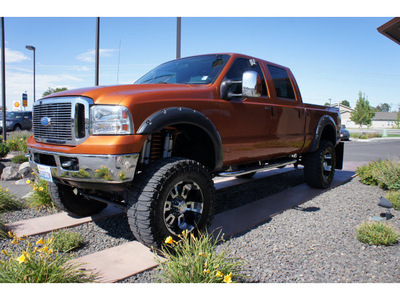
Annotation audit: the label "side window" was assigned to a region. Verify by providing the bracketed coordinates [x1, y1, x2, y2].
[224, 58, 268, 97]
[267, 65, 296, 100]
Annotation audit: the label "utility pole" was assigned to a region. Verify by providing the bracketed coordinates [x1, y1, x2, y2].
[1, 17, 6, 141]
[95, 17, 100, 86]
[176, 17, 181, 59]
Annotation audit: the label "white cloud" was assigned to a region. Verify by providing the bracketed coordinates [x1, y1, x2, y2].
[76, 49, 117, 63]
[2, 71, 85, 110]
[3, 48, 30, 63]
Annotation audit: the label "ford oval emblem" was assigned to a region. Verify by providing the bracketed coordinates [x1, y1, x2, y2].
[40, 117, 51, 126]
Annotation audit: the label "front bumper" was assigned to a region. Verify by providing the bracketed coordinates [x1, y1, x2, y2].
[28, 148, 139, 184]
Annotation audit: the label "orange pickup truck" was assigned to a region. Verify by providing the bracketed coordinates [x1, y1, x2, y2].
[28, 53, 343, 247]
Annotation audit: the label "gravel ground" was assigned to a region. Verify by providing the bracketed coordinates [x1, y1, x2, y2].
[1, 170, 399, 283]
[121, 177, 400, 283]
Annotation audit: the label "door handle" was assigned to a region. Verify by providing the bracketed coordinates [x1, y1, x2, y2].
[265, 106, 274, 116]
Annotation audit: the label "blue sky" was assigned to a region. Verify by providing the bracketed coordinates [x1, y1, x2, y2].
[1, 4, 399, 112]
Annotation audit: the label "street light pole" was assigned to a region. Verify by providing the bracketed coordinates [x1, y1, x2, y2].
[1, 17, 6, 141]
[176, 17, 181, 59]
[25, 45, 36, 102]
[95, 17, 100, 86]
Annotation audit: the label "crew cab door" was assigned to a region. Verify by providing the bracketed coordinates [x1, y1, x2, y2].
[218, 57, 280, 165]
[264, 64, 306, 155]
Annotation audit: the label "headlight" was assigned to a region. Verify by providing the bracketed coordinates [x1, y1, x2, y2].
[90, 105, 134, 135]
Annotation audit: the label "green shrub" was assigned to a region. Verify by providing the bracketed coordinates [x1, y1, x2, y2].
[356, 221, 399, 246]
[11, 153, 29, 164]
[6, 131, 30, 153]
[51, 230, 84, 252]
[26, 179, 54, 211]
[0, 141, 9, 158]
[0, 187, 24, 212]
[386, 191, 400, 210]
[156, 230, 244, 283]
[356, 159, 400, 191]
[0, 233, 97, 283]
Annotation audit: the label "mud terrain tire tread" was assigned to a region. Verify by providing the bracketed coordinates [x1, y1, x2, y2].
[127, 158, 215, 249]
[49, 182, 107, 217]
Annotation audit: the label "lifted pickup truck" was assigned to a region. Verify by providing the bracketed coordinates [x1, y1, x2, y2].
[28, 53, 343, 248]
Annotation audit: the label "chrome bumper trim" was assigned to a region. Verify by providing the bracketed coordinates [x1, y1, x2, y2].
[28, 148, 139, 184]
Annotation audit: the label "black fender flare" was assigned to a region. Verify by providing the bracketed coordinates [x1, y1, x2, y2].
[308, 115, 337, 153]
[136, 107, 223, 171]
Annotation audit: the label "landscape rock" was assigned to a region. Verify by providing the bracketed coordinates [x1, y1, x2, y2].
[1, 165, 22, 181]
[19, 162, 34, 179]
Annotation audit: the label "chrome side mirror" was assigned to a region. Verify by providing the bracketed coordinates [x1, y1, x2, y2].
[242, 71, 262, 97]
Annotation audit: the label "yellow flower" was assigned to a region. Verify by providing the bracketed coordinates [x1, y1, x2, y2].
[8, 231, 14, 238]
[5, 188, 8, 192]
[26, 180, 31, 184]
[41, 246, 49, 253]
[223, 273, 233, 283]
[23, 251, 30, 259]
[203, 269, 210, 274]
[1, 250, 8, 256]
[216, 271, 223, 277]
[11, 239, 19, 245]
[47, 248, 53, 255]
[182, 230, 188, 238]
[33, 247, 39, 253]
[33, 187, 37, 191]
[36, 238, 44, 245]
[165, 236, 174, 244]
[199, 252, 207, 258]
[39, 187, 44, 192]
[17, 254, 26, 264]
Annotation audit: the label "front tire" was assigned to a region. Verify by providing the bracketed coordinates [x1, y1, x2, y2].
[49, 182, 108, 217]
[303, 140, 336, 189]
[127, 158, 215, 248]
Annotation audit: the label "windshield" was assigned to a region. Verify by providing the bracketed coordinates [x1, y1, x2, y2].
[1, 112, 23, 119]
[135, 54, 230, 85]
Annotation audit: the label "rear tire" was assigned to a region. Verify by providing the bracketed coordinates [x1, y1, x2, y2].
[49, 182, 107, 217]
[303, 140, 336, 189]
[127, 158, 215, 248]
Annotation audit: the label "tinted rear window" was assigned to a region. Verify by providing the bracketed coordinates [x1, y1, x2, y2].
[267, 65, 296, 100]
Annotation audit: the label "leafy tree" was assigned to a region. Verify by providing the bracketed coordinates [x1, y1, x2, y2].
[375, 103, 391, 112]
[42, 87, 68, 97]
[350, 91, 375, 131]
[395, 112, 400, 129]
[340, 100, 350, 107]
[324, 102, 330, 106]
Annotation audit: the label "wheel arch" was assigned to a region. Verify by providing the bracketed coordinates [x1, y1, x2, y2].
[136, 107, 223, 172]
[308, 115, 338, 152]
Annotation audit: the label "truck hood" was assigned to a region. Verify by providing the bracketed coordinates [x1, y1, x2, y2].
[42, 84, 215, 105]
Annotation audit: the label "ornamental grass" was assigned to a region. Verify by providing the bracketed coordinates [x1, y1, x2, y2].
[356, 159, 400, 191]
[0, 186, 25, 212]
[0, 232, 97, 283]
[155, 230, 244, 283]
[386, 190, 400, 210]
[356, 221, 399, 246]
[51, 230, 84, 253]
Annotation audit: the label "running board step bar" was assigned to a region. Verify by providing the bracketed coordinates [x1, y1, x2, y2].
[218, 158, 298, 178]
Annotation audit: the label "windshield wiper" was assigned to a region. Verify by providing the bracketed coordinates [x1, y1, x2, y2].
[140, 74, 175, 84]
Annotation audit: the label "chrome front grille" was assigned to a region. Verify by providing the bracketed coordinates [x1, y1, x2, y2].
[33, 97, 93, 146]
